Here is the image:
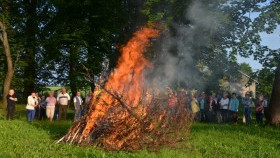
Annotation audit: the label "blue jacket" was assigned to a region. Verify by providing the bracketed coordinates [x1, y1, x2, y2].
[229, 98, 239, 112]
[200, 99, 205, 110]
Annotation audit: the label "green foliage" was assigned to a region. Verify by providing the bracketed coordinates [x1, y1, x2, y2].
[240, 63, 253, 75]
[1, 0, 145, 96]
[256, 68, 274, 96]
[143, 0, 191, 26]
[228, 0, 280, 70]
[1, 0, 279, 102]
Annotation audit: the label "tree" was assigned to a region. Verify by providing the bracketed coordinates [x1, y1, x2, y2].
[256, 68, 274, 96]
[226, 0, 280, 124]
[270, 65, 280, 124]
[240, 63, 253, 75]
[0, 1, 19, 107]
[0, 21, 14, 108]
[22, 0, 38, 98]
[39, 0, 144, 95]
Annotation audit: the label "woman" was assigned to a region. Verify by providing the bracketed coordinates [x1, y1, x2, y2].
[229, 93, 239, 124]
[26, 92, 38, 122]
[45, 92, 57, 121]
[191, 94, 200, 121]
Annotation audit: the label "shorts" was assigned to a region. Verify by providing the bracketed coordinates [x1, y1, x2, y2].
[46, 106, 55, 118]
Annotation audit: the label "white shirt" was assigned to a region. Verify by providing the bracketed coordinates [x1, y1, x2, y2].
[57, 93, 70, 105]
[220, 98, 229, 110]
[26, 95, 38, 110]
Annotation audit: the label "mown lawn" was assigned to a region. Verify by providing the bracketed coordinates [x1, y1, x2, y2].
[0, 105, 279, 158]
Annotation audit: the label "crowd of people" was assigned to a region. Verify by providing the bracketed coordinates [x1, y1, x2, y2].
[166, 87, 269, 125]
[5, 87, 269, 125]
[6, 88, 93, 122]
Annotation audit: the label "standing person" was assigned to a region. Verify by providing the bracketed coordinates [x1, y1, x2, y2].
[255, 94, 265, 125]
[74, 91, 83, 121]
[57, 88, 70, 120]
[39, 96, 47, 120]
[53, 90, 59, 120]
[35, 93, 41, 119]
[216, 93, 222, 123]
[168, 92, 178, 115]
[165, 87, 177, 115]
[6, 89, 18, 120]
[219, 93, 229, 123]
[207, 95, 217, 122]
[84, 91, 93, 115]
[199, 92, 207, 122]
[191, 94, 200, 121]
[263, 94, 269, 124]
[229, 93, 239, 124]
[242, 93, 252, 125]
[26, 92, 38, 122]
[45, 92, 57, 121]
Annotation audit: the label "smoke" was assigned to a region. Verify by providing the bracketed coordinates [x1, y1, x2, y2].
[144, 1, 224, 92]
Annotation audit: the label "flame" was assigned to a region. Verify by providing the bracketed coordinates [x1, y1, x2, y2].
[82, 27, 159, 137]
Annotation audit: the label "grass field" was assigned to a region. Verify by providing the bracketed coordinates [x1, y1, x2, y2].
[0, 105, 279, 158]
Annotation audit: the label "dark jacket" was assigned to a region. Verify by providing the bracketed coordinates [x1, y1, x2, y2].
[207, 99, 219, 111]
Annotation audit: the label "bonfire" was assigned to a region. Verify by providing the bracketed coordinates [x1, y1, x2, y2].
[59, 27, 193, 151]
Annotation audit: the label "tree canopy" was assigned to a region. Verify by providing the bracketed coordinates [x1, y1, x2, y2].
[1, 0, 279, 123]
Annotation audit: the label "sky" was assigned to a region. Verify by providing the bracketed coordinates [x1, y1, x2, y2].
[237, 15, 280, 71]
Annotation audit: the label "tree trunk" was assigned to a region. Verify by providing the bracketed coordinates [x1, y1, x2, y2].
[23, 0, 37, 98]
[269, 64, 280, 125]
[69, 44, 79, 97]
[0, 21, 14, 108]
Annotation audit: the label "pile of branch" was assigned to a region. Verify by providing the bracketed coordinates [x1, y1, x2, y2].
[59, 88, 193, 151]
[59, 27, 193, 150]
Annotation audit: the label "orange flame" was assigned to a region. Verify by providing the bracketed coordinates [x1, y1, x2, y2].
[82, 27, 159, 137]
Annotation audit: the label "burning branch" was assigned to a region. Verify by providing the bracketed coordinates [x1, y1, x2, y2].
[103, 88, 145, 124]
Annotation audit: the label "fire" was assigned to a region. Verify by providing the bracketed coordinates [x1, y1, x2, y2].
[62, 26, 193, 150]
[81, 27, 159, 137]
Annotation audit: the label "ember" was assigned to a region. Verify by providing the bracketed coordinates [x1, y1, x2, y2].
[60, 27, 193, 150]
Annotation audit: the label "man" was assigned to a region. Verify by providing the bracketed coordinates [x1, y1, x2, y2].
[216, 93, 222, 123]
[39, 96, 47, 120]
[207, 95, 217, 122]
[84, 91, 93, 115]
[255, 94, 265, 125]
[73, 91, 83, 121]
[219, 92, 229, 123]
[26, 91, 38, 122]
[229, 93, 239, 124]
[6, 89, 18, 120]
[57, 88, 70, 120]
[242, 93, 252, 125]
[53, 90, 59, 120]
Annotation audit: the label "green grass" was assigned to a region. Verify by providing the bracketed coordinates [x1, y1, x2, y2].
[0, 105, 279, 158]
